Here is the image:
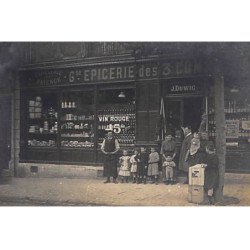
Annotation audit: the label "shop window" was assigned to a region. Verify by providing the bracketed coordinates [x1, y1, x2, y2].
[208, 86, 250, 149]
[27, 93, 58, 148]
[98, 88, 136, 147]
[60, 91, 95, 149]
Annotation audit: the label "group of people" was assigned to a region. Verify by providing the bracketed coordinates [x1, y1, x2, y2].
[101, 128, 219, 202]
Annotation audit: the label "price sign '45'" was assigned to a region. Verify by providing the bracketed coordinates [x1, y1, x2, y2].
[105, 124, 121, 134]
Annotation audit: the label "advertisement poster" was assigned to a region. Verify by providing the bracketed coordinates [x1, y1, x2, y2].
[226, 119, 239, 139]
[242, 120, 250, 130]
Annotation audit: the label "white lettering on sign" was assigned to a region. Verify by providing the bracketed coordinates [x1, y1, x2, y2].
[28, 59, 206, 87]
[98, 116, 129, 122]
[170, 85, 196, 92]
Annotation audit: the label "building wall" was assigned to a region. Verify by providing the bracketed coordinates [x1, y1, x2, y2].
[13, 42, 250, 176]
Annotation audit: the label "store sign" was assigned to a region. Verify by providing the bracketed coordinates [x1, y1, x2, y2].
[170, 84, 197, 93]
[98, 116, 129, 123]
[20, 59, 208, 88]
[98, 115, 131, 134]
[242, 120, 250, 130]
[165, 79, 204, 95]
[226, 120, 239, 139]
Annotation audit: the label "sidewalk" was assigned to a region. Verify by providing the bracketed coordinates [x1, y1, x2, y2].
[0, 173, 249, 206]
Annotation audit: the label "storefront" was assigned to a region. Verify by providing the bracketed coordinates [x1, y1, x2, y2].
[18, 55, 250, 173]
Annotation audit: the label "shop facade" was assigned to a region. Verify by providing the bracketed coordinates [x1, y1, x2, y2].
[17, 52, 250, 175]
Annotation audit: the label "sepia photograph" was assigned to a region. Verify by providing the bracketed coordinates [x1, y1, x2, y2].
[1, 42, 250, 206]
[2, 1, 250, 250]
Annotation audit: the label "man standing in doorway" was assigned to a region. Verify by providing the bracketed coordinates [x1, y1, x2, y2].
[101, 131, 120, 184]
[178, 126, 193, 182]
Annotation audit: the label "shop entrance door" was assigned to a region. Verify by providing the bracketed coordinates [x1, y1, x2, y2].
[165, 96, 203, 135]
[0, 95, 11, 173]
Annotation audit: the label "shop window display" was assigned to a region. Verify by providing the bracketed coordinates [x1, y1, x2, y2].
[60, 91, 95, 148]
[208, 86, 250, 149]
[27, 93, 58, 148]
[98, 89, 136, 147]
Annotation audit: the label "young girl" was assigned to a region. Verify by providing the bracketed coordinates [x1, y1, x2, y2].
[137, 147, 148, 184]
[148, 147, 160, 184]
[130, 148, 139, 183]
[118, 150, 131, 183]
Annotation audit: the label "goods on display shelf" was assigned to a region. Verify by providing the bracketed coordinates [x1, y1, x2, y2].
[61, 114, 94, 121]
[28, 139, 56, 147]
[61, 140, 94, 148]
[61, 122, 93, 130]
[224, 100, 250, 113]
[29, 96, 42, 119]
[28, 121, 58, 134]
[208, 98, 250, 147]
[98, 105, 136, 146]
[28, 96, 58, 120]
[61, 132, 94, 138]
[61, 100, 76, 109]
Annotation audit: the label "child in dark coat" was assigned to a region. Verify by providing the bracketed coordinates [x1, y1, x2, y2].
[203, 143, 219, 204]
[136, 147, 148, 184]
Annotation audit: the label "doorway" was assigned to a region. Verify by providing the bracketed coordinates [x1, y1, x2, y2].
[165, 96, 204, 135]
[0, 95, 12, 174]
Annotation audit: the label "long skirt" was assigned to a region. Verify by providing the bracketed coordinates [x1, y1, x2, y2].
[147, 163, 159, 176]
[103, 154, 118, 178]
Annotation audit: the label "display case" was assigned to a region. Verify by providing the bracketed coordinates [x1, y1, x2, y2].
[60, 91, 95, 149]
[98, 104, 136, 147]
[27, 93, 58, 149]
[21, 86, 136, 164]
[208, 88, 250, 149]
[59, 90, 96, 163]
[97, 88, 136, 148]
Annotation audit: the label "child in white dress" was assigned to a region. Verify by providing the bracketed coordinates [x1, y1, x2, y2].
[118, 150, 131, 183]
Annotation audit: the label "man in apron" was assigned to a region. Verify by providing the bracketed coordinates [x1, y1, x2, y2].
[101, 131, 120, 184]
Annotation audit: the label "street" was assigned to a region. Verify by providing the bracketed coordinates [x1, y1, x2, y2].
[0, 173, 249, 206]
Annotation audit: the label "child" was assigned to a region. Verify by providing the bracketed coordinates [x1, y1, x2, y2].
[137, 147, 148, 184]
[162, 155, 176, 185]
[148, 147, 160, 185]
[130, 149, 139, 183]
[202, 143, 219, 205]
[118, 150, 131, 183]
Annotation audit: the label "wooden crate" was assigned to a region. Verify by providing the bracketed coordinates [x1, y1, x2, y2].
[188, 185, 204, 204]
[189, 164, 205, 186]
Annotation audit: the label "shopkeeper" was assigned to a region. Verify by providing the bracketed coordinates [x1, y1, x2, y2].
[101, 131, 120, 184]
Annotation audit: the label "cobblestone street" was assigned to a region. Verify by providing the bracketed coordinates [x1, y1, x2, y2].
[0, 173, 249, 206]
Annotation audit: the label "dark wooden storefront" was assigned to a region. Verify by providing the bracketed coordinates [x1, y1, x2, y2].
[19, 56, 250, 172]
